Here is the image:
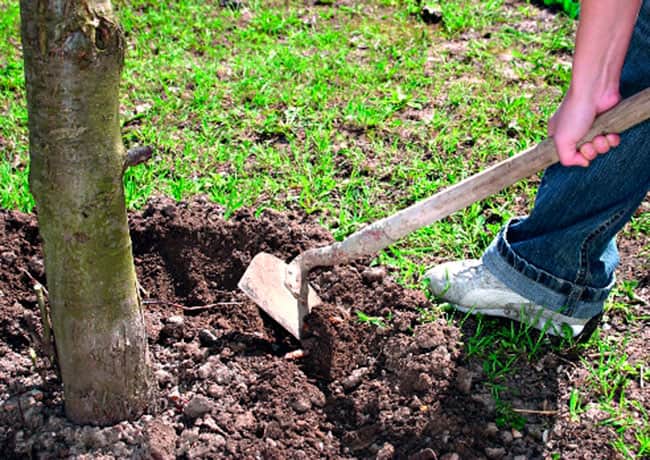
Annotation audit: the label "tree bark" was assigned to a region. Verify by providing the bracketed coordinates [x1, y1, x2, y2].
[19, 0, 153, 425]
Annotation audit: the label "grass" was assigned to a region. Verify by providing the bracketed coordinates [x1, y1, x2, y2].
[1, 0, 648, 457]
[434, 280, 649, 458]
[579, 334, 650, 458]
[2, 0, 562, 230]
[451, 308, 574, 428]
[356, 310, 392, 328]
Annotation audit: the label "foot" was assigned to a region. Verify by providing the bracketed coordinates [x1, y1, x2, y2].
[425, 260, 589, 337]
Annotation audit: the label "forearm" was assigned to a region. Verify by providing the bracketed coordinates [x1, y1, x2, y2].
[569, 0, 641, 106]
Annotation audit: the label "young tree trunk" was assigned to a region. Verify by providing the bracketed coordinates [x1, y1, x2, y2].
[19, 0, 153, 424]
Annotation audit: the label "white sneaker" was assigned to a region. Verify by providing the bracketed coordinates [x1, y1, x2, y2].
[425, 260, 589, 337]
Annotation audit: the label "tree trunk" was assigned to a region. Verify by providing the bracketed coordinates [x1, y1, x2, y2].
[19, 0, 153, 424]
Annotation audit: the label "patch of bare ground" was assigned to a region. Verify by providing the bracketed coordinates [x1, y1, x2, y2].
[0, 195, 647, 458]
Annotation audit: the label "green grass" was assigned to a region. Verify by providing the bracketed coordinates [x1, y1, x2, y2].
[449, 308, 573, 429]
[577, 334, 650, 458]
[2, 0, 568, 229]
[356, 310, 392, 328]
[437, 302, 649, 458]
[1, 0, 648, 456]
[542, 0, 580, 19]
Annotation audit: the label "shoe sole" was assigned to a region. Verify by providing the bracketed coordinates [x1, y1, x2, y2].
[450, 304, 587, 337]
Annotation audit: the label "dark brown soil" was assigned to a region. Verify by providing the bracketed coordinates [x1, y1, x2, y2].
[0, 196, 648, 459]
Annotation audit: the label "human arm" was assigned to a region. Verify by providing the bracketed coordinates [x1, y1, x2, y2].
[548, 0, 642, 167]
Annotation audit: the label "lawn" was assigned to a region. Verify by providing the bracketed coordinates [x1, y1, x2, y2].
[0, 0, 648, 457]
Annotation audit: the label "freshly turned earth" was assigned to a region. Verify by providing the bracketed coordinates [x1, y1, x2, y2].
[0, 196, 647, 459]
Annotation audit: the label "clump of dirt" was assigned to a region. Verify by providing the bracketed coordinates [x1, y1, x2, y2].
[0, 196, 645, 459]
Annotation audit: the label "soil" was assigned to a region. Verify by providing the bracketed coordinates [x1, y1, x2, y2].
[0, 196, 648, 460]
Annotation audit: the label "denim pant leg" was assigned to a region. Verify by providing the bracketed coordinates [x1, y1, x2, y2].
[482, 1, 650, 320]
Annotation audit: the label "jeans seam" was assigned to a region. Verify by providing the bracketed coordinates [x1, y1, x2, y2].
[566, 207, 629, 316]
[576, 208, 627, 285]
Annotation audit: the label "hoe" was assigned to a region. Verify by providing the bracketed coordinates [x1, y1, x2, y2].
[239, 88, 650, 340]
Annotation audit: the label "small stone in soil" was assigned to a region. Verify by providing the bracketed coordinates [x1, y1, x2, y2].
[500, 429, 514, 444]
[28, 256, 44, 277]
[145, 419, 177, 460]
[455, 367, 473, 394]
[440, 454, 460, 460]
[263, 421, 282, 439]
[213, 365, 234, 385]
[376, 442, 395, 460]
[409, 447, 437, 460]
[472, 392, 497, 414]
[161, 315, 185, 339]
[289, 396, 312, 413]
[413, 372, 433, 392]
[207, 384, 224, 398]
[310, 390, 327, 408]
[484, 422, 499, 438]
[485, 446, 507, 459]
[197, 362, 213, 380]
[184, 395, 212, 419]
[234, 411, 255, 430]
[201, 416, 222, 434]
[167, 315, 184, 326]
[3, 399, 17, 411]
[1, 251, 17, 264]
[342, 367, 370, 390]
[361, 267, 385, 283]
[198, 328, 218, 346]
[28, 389, 44, 401]
[527, 424, 543, 441]
[155, 369, 174, 386]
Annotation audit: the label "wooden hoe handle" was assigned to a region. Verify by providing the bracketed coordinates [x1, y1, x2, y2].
[296, 87, 650, 271]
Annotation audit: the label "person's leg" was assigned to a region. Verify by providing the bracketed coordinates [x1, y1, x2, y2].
[427, 1, 650, 335]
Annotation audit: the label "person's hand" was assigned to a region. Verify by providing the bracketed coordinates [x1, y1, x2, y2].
[548, 91, 621, 167]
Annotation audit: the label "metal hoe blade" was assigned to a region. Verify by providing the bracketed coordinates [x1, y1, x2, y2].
[238, 252, 322, 340]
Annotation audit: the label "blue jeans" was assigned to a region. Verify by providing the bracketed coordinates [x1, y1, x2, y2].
[483, 0, 650, 320]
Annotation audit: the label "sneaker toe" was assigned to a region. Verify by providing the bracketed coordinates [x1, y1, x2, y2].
[424, 264, 450, 297]
[424, 259, 481, 302]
